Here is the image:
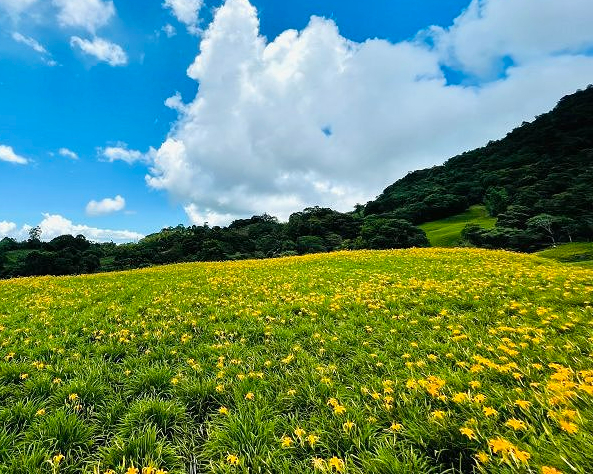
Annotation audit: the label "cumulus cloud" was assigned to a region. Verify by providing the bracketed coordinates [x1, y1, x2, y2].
[38, 214, 142, 242]
[58, 147, 78, 160]
[163, 0, 203, 34]
[101, 144, 154, 164]
[147, 0, 593, 226]
[70, 36, 128, 66]
[427, 0, 593, 79]
[0, 214, 143, 243]
[52, 0, 114, 33]
[86, 195, 126, 216]
[0, 221, 17, 237]
[0, 145, 28, 165]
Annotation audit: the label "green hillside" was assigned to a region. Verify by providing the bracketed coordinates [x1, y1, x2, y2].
[420, 206, 496, 247]
[364, 86, 593, 251]
[0, 249, 592, 473]
[536, 242, 593, 267]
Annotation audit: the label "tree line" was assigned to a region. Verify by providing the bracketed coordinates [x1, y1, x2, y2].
[0, 209, 429, 278]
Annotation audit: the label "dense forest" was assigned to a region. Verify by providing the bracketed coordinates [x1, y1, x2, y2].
[1, 86, 591, 278]
[365, 85, 593, 249]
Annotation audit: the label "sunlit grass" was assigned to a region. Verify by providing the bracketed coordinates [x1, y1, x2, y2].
[420, 206, 496, 247]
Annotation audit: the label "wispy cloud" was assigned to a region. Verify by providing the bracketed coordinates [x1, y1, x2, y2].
[70, 36, 128, 66]
[58, 147, 79, 160]
[11, 32, 58, 66]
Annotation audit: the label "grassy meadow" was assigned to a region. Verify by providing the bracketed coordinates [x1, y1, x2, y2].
[0, 249, 592, 474]
[419, 206, 497, 247]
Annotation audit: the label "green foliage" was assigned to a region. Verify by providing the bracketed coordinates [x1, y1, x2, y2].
[26, 409, 94, 457]
[365, 86, 593, 248]
[484, 187, 509, 217]
[360, 216, 429, 249]
[98, 426, 183, 473]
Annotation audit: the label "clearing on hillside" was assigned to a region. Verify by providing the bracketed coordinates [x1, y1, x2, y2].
[419, 206, 496, 247]
[0, 249, 591, 474]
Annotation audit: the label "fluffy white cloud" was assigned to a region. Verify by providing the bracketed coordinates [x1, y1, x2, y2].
[0, 221, 17, 237]
[0, 0, 38, 16]
[52, 0, 114, 33]
[427, 0, 593, 78]
[0, 215, 142, 243]
[164, 92, 187, 113]
[59, 147, 78, 160]
[163, 0, 203, 33]
[148, 0, 593, 226]
[37, 214, 142, 242]
[86, 195, 126, 216]
[70, 36, 128, 66]
[101, 144, 153, 164]
[0, 145, 28, 165]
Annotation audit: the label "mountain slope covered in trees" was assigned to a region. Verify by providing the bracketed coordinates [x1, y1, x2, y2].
[364, 85, 593, 247]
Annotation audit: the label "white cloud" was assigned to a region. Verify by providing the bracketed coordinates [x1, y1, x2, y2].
[427, 0, 593, 79]
[146, 0, 593, 226]
[0, 0, 38, 16]
[70, 36, 128, 66]
[37, 213, 142, 242]
[0, 221, 17, 238]
[0, 144, 28, 165]
[163, 0, 203, 34]
[86, 195, 126, 216]
[11, 32, 58, 66]
[52, 0, 114, 33]
[12, 32, 47, 54]
[101, 144, 154, 164]
[162, 24, 177, 38]
[0, 215, 143, 243]
[58, 147, 78, 160]
[164, 92, 187, 113]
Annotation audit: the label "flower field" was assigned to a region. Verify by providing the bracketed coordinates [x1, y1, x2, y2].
[0, 248, 592, 474]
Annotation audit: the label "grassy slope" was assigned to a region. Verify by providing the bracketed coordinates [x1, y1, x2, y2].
[419, 205, 496, 247]
[0, 249, 592, 474]
[536, 242, 593, 264]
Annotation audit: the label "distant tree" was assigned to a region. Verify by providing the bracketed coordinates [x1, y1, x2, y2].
[527, 214, 561, 246]
[28, 226, 42, 244]
[360, 218, 428, 249]
[296, 236, 327, 254]
[484, 187, 510, 217]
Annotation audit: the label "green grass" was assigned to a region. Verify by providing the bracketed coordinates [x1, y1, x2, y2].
[536, 242, 593, 265]
[420, 206, 496, 247]
[0, 249, 592, 473]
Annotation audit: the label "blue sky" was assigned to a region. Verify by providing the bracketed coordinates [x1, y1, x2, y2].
[1, 0, 592, 242]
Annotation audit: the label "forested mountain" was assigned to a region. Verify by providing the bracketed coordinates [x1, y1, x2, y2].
[1, 87, 591, 278]
[363, 85, 593, 250]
